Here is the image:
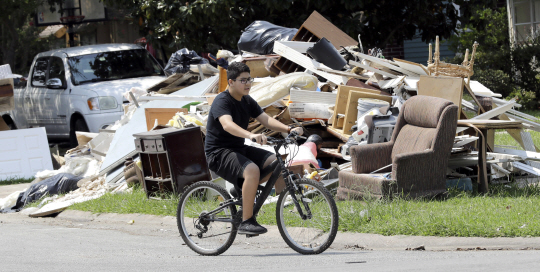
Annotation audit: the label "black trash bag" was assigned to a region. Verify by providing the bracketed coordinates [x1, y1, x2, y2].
[237, 21, 297, 55]
[12, 173, 82, 211]
[163, 48, 209, 75]
[307, 37, 347, 70]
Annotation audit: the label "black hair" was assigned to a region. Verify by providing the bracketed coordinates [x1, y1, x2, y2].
[227, 62, 250, 81]
[306, 134, 323, 146]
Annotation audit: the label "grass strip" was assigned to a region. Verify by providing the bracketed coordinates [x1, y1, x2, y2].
[67, 183, 540, 238]
[0, 177, 34, 186]
[69, 187, 179, 217]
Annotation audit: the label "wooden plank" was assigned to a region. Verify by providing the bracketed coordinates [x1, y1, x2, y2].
[494, 147, 540, 161]
[0, 84, 14, 98]
[417, 76, 463, 118]
[273, 41, 346, 85]
[392, 58, 429, 75]
[349, 60, 398, 78]
[145, 108, 188, 131]
[294, 11, 358, 50]
[520, 131, 540, 169]
[326, 126, 350, 142]
[331, 85, 391, 129]
[352, 52, 418, 76]
[512, 161, 540, 176]
[342, 90, 393, 134]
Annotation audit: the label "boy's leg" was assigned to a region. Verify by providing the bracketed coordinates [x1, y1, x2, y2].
[241, 162, 260, 221]
[259, 155, 286, 194]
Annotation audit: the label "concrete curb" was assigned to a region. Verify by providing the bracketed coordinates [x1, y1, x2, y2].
[53, 210, 540, 251]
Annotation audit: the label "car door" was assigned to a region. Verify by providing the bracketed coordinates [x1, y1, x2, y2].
[26, 57, 49, 128]
[38, 56, 69, 136]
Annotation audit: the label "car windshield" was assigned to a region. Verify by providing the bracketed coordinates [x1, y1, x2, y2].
[67, 49, 165, 85]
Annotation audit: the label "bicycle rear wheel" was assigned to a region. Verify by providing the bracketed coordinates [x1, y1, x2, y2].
[276, 178, 338, 254]
[177, 181, 237, 256]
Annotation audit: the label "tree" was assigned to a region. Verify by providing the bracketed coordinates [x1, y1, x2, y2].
[449, 3, 540, 108]
[105, 0, 485, 53]
[0, 0, 62, 75]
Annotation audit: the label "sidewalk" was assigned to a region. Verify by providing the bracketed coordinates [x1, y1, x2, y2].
[3, 209, 539, 251]
[0, 183, 30, 198]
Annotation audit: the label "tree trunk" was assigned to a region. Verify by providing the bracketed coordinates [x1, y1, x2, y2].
[0, 17, 18, 70]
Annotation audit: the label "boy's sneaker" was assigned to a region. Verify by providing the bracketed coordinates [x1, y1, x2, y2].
[238, 217, 267, 235]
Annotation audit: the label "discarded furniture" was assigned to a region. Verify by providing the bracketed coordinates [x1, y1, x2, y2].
[427, 36, 479, 81]
[145, 108, 188, 131]
[337, 95, 458, 199]
[417, 76, 464, 119]
[457, 119, 522, 193]
[133, 127, 211, 198]
[273, 10, 357, 74]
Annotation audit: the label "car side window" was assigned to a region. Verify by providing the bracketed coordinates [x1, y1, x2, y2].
[48, 57, 66, 87]
[31, 57, 49, 87]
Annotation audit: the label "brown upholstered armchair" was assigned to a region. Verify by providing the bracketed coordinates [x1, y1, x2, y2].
[337, 95, 458, 199]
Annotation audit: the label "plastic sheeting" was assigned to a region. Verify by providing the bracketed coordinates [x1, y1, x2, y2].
[163, 48, 209, 75]
[12, 173, 82, 211]
[237, 21, 297, 55]
[249, 72, 318, 108]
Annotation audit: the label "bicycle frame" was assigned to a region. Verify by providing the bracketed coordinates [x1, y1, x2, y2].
[199, 138, 312, 225]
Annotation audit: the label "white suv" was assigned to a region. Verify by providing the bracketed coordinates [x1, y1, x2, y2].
[3, 43, 166, 144]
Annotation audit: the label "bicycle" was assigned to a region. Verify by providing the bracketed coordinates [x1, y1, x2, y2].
[176, 133, 339, 256]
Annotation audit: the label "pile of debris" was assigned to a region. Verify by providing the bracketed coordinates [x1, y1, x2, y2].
[2, 10, 540, 216]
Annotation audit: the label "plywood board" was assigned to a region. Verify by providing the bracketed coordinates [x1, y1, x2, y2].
[294, 11, 358, 49]
[274, 41, 346, 85]
[393, 58, 429, 75]
[145, 108, 188, 131]
[417, 76, 464, 118]
[352, 53, 418, 76]
[349, 60, 398, 78]
[331, 85, 391, 129]
[343, 90, 393, 134]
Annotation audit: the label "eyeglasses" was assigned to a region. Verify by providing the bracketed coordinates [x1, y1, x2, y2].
[232, 77, 254, 84]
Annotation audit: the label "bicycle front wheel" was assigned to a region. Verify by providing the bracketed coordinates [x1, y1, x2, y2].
[276, 178, 338, 254]
[177, 181, 237, 256]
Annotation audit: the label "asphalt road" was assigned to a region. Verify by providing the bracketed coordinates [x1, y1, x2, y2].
[1, 212, 539, 271]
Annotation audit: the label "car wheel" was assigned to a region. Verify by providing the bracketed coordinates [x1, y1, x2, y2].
[70, 118, 89, 147]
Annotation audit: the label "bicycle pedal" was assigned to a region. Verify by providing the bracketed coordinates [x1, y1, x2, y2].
[246, 234, 259, 238]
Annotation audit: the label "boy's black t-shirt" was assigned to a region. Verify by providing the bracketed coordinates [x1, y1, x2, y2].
[204, 90, 263, 154]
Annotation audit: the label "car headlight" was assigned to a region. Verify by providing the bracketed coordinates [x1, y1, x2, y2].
[87, 96, 118, 111]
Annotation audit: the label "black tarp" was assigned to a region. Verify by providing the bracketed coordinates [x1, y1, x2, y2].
[237, 21, 297, 55]
[12, 173, 82, 211]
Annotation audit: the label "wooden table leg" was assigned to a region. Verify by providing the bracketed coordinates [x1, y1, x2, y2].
[478, 128, 489, 193]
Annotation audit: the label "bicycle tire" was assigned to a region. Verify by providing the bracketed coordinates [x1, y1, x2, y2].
[276, 178, 339, 255]
[177, 181, 237, 256]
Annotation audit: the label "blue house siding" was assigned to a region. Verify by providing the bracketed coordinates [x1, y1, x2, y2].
[403, 37, 456, 64]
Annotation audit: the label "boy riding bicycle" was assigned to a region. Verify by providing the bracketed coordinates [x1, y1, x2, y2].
[205, 62, 303, 235]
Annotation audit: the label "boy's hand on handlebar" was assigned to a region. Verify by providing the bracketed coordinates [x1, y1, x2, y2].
[290, 127, 304, 136]
[250, 133, 267, 145]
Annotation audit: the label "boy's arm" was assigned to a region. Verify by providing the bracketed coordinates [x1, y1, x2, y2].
[255, 112, 303, 135]
[218, 115, 267, 144]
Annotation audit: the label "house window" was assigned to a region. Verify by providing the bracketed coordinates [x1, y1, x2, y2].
[513, 0, 540, 42]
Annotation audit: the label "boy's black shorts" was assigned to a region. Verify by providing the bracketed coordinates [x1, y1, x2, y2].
[206, 146, 274, 188]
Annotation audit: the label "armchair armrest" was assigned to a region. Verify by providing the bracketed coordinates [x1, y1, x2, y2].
[350, 141, 393, 174]
[392, 150, 439, 188]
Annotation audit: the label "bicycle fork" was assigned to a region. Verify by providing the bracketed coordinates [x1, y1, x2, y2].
[284, 172, 313, 220]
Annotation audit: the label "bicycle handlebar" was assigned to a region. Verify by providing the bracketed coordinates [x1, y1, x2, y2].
[251, 131, 306, 146]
